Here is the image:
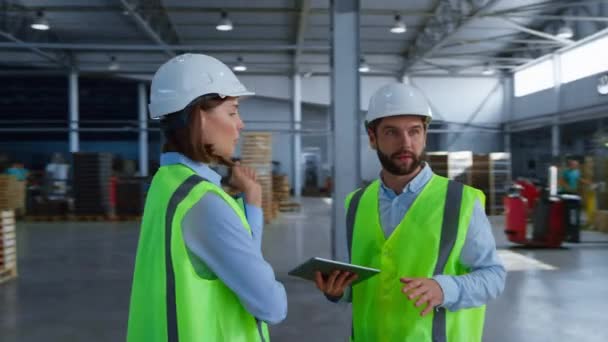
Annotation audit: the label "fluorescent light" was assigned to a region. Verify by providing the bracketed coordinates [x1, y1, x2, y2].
[233, 57, 246, 72]
[359, 58, 370, 73]
[31, 11, 50, 31]
[390, 14, 407, 34]
[482, 63, 495, 75]
[108, 56, 120, 71]
[216, 12, 233, 31]
[556, 24, 574, 39]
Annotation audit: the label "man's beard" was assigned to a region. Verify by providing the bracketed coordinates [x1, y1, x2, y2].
[377, 148, 424, 176]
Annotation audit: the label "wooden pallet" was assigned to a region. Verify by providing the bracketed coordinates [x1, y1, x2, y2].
[0, 267, 17, 284]
[279, 202, 301, 212]
[110, 215, 142, 222]
[68, 215, 109, 221]
[23, 215, 68, 222]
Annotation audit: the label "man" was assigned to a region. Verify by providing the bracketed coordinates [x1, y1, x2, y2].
[315, 83, 506, 341]
[560, 158, 583, 194]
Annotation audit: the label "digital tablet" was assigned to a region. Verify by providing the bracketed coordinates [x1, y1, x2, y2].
[288, 257, 380, 285]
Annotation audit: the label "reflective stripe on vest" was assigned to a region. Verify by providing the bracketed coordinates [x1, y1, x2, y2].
[165, 174, 208, 341]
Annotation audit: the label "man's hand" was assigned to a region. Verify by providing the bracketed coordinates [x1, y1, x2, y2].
[400, 277, 444, 316]
[314, 271, 358, 298]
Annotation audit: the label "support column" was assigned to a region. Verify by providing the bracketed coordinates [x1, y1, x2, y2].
[552, 54, 561, 158]
[292, 73, 302, 198]
[138, 83, 149, 177]
[68, 70, 79, 152]
[331, 0, 360, 262]
[503, 77, 513, 153]
[552, 120, 560, 157]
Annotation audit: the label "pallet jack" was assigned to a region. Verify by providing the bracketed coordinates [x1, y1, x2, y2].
[504, 167, 581, 248]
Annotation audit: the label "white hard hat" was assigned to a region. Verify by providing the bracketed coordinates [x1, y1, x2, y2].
[365, 83, 432, 125]
[149, 53, 254, 119]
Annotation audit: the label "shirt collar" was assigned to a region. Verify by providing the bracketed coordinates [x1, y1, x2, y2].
[379, 162, 434, 197]
[160, 152, 223, 187]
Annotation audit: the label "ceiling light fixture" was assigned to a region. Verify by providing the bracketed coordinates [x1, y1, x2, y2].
[233, 57, 247, 72]
[482, 63, 495, 75]
[108, 56, 120, 71]
[359, 57, 370, 73]
[216, 11, 233, 32]
[30, 11, 50, 31]
[556, 23, 574, 39]
[390, 14, 407, 34]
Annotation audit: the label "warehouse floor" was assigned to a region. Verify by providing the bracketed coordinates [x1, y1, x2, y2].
[1, 198, 608, 341]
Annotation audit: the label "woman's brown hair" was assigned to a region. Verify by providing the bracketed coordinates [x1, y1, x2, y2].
[162, 94, 234, 166]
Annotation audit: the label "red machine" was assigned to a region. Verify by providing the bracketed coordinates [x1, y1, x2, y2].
[504, 182, 569, 248]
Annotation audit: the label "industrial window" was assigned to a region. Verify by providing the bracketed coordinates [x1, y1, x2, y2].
[560, 34, 608, 84]
[514, 59, 555, 97]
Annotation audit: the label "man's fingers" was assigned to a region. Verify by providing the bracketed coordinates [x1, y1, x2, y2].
[421, 299, 442, 317]
[421, 304, 434, 317]
[334, 271, 351, 290]
[415, 294, 429, 307]
[402, 280, 423, 294]
[343, 273, 359, 287]
[326, 270, 340, 290]
[314, 271, 325, 291]
[400, 277, 414, 284]
[406, 285, 429, 300]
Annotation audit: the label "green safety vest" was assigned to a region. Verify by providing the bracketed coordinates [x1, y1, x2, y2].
[127, 164, 270, 342]
[345, 175, 486, 342]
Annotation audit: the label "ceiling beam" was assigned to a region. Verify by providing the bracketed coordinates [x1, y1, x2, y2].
[0, 42, 330, 52]
[493, 13, 608, 23]
[118, 0, 178, 57]
[401, 0, 502, 77]
[500, 18, 574, 45]
[0, 31, 70, 68]
[294, 0, 311, 73]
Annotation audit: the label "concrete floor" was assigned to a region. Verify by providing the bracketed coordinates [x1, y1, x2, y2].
[1, 197, 608, 341]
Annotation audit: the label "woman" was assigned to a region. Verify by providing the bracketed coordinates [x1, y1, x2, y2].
[127, 54, 287, 342]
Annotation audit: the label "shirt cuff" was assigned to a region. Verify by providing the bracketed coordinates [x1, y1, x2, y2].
[433, 275, 459, 309]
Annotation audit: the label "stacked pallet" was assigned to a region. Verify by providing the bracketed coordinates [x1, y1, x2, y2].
[0, 175, 26, 215]
[273, 174, 301, 212]
[72, 153, 113, 218]
[427, 151, 473, 184]
[472, 155, 492, 214]
[489, 153, 511, 215]
[241, 133, 274, 222]
[0, 210, 17, 284]
[115, 177, 147, 218]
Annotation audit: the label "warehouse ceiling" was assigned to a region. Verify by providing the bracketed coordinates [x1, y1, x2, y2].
[0, 0, 606, 78]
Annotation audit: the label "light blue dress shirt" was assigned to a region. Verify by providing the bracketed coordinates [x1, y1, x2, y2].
[378, 163, 506, 311]
[160, 152, 287, 324]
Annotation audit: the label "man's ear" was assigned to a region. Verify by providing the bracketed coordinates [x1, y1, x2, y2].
[368, 128, 377, 150]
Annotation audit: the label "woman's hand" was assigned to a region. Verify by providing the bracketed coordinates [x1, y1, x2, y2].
[230, 163, 262, 207]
